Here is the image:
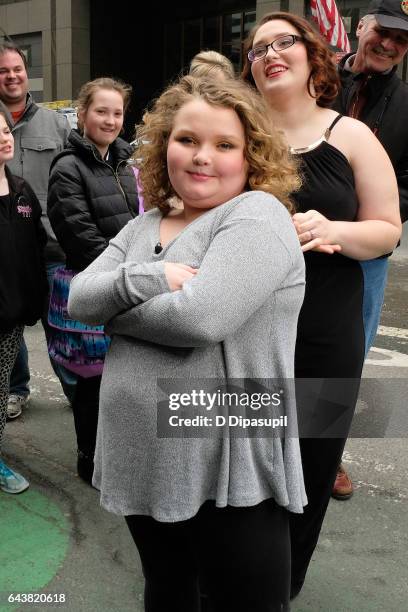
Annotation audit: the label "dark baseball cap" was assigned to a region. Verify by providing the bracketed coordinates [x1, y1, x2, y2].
[368, 0, 408, 31]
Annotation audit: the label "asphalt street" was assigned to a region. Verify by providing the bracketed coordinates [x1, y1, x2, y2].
[1, 236, 407, 612]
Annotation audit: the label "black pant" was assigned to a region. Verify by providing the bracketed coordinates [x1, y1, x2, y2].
[126, 499, 290, 612]
[291, 256, 364, 595]
[71, 374, 101, 458]
[290, 376, 361, 595]
[289, 436, 347, 595]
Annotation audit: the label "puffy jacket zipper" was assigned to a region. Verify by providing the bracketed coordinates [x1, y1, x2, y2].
[91, 150, 136, 217]
[115, 160, 132, 213]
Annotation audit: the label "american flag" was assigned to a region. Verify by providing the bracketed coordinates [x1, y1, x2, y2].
[310, 0, 351, 53]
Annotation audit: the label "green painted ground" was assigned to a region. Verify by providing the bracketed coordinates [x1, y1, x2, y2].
[0, 489, 70, 612]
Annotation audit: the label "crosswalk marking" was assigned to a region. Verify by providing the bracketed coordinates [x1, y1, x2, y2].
[366, 346, 408, 367]
[377, 325, 408, 339]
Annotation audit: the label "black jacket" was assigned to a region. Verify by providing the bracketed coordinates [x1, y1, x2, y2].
[335, 56, 408, 223]
[47, 130, 138, 271]
[0, 94, 70, 263]
[0, 167, 48, 332]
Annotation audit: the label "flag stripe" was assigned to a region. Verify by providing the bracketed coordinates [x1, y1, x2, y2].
[310, 0, 351, 52]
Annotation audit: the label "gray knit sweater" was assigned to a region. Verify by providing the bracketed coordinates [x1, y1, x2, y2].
[68, 191, 307, 520]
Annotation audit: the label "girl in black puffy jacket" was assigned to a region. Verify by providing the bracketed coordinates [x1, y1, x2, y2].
[0, 111, 47, 494]
[47, 78, 139, 485]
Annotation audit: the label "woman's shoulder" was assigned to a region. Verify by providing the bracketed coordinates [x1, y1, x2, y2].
[50, 148, 106, 186]
[216, 192, 303, 267]
[49, 149, 81, 176]
[330, 115, 380, 161]
[212, 191, 298, 249]
[5, 167, 35, 198]
[223, 190, 292, 222]
[334, 115, 373, 136]
[111, 136, 133, 160]
[128, 207, 161, 225]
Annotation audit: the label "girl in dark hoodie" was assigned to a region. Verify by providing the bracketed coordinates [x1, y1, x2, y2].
[0, 111, 47, 493]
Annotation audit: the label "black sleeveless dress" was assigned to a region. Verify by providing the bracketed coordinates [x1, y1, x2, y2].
[289, 115, 365, 595]
[293, 115, 365, 380]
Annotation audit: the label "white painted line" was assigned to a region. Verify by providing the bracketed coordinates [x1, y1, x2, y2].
[377, 325, 408, 339]
[366, 346, 408, 367]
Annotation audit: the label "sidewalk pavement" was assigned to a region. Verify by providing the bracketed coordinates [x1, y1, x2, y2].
[1, 323, 407, 612]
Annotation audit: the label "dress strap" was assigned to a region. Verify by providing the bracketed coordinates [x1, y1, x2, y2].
[327, 114, 343, 132]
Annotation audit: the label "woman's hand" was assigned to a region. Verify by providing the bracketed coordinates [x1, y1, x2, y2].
[292, 210, 341, 254]
[164, 262, 198, 291]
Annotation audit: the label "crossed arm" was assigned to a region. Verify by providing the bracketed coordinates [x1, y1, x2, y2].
[68, 219, 170, 325]
[69, 205, 299, 348]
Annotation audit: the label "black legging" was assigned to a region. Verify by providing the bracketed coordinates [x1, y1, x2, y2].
[126, 499, 291, 612]
[71, 374, 101, 458]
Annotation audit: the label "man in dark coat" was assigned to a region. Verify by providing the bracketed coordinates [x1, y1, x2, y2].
[333, 0, 408, 499]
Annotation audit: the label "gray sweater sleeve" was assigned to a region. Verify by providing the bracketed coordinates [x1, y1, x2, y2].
[68, 220, 169, 325]
[106, 209, 296, 347]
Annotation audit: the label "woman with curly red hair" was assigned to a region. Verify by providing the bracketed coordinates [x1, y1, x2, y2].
[242, 11, 401, 599]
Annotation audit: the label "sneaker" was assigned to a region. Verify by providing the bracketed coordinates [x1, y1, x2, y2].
[0, 459, 29, 494]
[7, 394, 29, 420]
[332, 463, 353, 500]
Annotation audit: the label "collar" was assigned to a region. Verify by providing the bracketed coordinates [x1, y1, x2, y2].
[0, 99, 14, 129]
[343, 53, 394, 77]
[343, 54, 356, 73]
[67, 129, 132, 164]
[0, 93, 37, 130]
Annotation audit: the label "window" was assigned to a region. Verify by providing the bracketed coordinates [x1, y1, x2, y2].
[164, 9, 256, 82]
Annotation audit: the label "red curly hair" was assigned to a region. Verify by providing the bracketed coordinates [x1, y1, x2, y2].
[241, 12, 340, 108]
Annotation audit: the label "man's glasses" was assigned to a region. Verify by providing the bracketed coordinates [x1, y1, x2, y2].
[247, 35, 303, 62]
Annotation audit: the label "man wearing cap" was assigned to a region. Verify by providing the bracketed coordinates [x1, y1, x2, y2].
[333, 0, 408, 499]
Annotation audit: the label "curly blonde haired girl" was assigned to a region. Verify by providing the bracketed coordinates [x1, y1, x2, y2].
[69, 71, 307, 611]
[135, 75, 300, 213]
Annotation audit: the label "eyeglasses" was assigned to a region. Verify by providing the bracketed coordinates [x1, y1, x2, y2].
[247, 35, 303, 62]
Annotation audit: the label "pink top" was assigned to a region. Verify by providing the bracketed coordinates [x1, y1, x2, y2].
[132, 167, 144, 214]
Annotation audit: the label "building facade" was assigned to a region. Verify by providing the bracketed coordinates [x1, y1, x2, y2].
[0, 0, 90, 102]
[1, 0, 406, 121]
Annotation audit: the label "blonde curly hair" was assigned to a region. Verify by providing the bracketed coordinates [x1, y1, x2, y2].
[135, 75, 300, 214]
[189, 50, 235, 80]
